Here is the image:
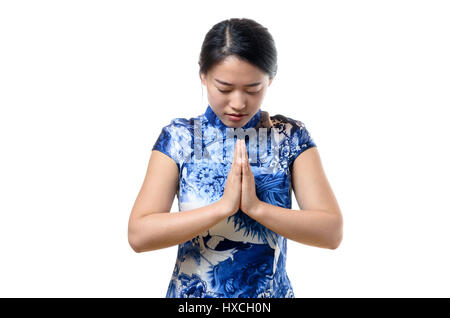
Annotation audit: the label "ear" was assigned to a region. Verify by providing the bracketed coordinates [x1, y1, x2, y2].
[268, 78, 273, 87]
[200, 73, 207, 86]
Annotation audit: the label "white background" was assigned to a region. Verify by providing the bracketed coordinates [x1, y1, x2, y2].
[1, 0, 449, 297]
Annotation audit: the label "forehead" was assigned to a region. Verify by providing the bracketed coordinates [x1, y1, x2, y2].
[209, 56, 266, 85]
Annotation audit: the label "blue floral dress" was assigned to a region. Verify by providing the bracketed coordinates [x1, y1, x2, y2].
[152, 104, 316, 298]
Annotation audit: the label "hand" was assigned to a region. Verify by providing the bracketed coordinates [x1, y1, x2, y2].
[219, 138, 243, 217]
[239, 138, 262, 217]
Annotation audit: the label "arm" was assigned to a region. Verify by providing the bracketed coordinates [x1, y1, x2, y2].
[130, 200, 230, 253]
[249, 202, 342, 250]
[248, 147, 343, 249]
[127, 150, 231, 253]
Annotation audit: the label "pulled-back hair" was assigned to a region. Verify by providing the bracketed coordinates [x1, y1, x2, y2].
[198, 18, 278, 80]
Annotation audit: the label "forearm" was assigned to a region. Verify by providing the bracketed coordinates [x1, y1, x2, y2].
[250, 201, 343, 249]
[128, 200, 229, 252]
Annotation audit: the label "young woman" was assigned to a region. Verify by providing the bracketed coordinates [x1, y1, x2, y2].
[128, 18, 343, 298]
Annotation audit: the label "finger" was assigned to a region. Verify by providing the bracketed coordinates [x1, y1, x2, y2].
[232, 138, 240, 171]
[233, 139, 242, 175]
[237, 139, 242, 163]
[237, 139, 242, 169]
[241, 141, 248, 175]
[239, 139, 244, 163]
[242, 139, 246, 163]
[239, 140, 245, 177]
[242, 138, 246, 162]
[243, 139, 250, 168]
[233, 138, 239, 163]
[243, 140, 252, 177]
[234, 138, 239, 163]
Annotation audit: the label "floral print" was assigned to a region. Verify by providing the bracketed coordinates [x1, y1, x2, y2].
[152, 104, 316, 298]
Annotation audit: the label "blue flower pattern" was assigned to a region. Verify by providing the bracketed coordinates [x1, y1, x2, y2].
[152, 104, 316, 298]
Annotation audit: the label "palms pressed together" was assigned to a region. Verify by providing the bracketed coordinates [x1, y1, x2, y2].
[221, 139, 262, 217]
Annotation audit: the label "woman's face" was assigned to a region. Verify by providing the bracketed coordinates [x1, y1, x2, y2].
[200, 55, 273, 128]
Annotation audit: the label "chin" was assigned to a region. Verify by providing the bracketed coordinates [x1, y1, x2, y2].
[228, 121, 247, 128]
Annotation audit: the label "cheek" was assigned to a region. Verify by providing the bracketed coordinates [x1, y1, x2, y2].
[208, 90, 227, 106]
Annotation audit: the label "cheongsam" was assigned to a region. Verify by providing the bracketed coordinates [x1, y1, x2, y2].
[152, 104, 317, 298]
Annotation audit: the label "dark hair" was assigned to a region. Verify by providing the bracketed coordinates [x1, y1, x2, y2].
[198, 18, 278, 81]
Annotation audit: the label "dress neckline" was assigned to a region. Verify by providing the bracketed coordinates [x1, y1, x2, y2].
[203, 104, 262, 133]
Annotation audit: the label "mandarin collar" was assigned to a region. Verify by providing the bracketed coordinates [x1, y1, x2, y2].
[203, 104, 262, 133]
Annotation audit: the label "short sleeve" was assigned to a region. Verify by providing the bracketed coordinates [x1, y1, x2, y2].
[288, 120, 317, 169]
[152, 124, 182, 173]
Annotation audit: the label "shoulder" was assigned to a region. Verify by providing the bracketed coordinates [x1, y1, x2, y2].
[157, 114, 200, 142]
[152, 115, 199, 172]
[160, 116, 194, 133]
[269, 113, 317, 167]
[270, 113, 310, 135]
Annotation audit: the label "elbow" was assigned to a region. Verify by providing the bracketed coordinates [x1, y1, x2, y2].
[128, 233, 142, 253]
[128, 221, 143, 253]
[328, 234, 342, 250]
[328, 214, 343, 250]
[128, 217, 161, 253]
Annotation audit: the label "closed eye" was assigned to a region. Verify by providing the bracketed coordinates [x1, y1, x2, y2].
[217, 88, 260, 95]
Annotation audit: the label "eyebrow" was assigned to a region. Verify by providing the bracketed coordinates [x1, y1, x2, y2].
[214, 78, 262, 87]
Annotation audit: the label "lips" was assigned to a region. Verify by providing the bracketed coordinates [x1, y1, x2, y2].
[226, 113, 247, 121]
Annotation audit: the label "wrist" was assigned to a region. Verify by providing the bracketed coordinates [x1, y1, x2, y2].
[248, 199, 264, 219]
[216, 198, 237, 218]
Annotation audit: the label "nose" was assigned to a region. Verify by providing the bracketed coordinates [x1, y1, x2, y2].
[230, 104, 246, 112]
[229, 99, 246, 112]
[228, 91, 247, 112]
